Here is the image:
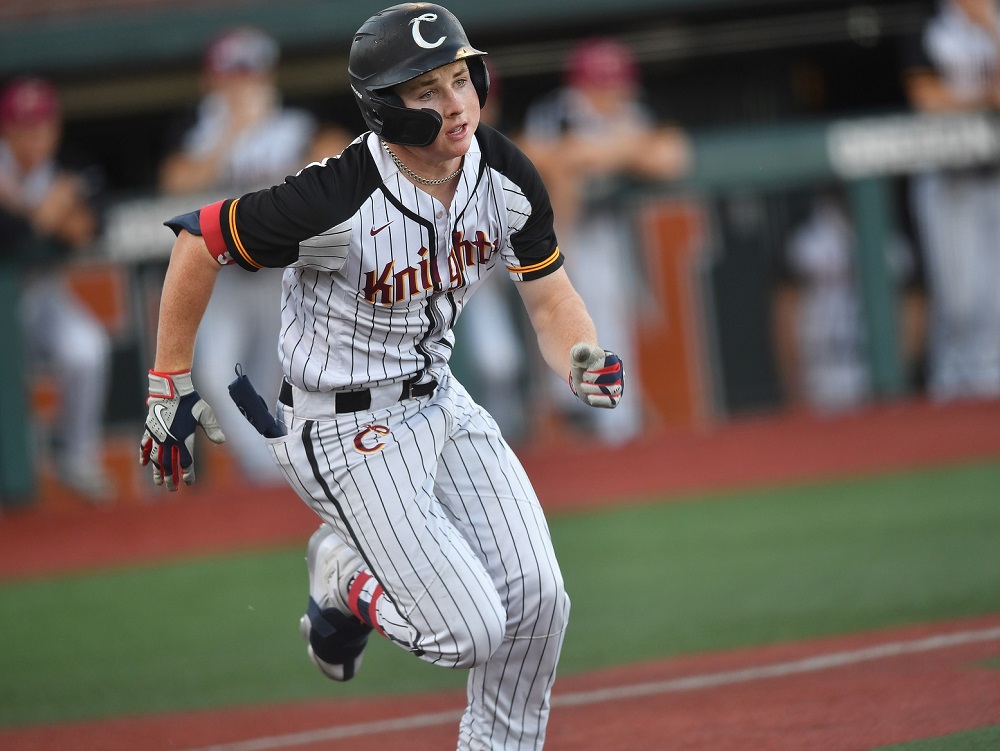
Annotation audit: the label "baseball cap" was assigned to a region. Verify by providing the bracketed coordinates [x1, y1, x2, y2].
[565, 37, 639, 90]
[204, 26, 279, 75]
[0, 77, 60, 127]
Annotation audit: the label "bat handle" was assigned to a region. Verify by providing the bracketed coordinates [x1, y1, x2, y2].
[571, 342, 601, 369]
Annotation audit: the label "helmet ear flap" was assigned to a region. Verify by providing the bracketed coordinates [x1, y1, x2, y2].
[358, 54, 487, 148]
[377, 89, 405, 109]
[467, 56, 490, 108]
[371, 90, 443, 147]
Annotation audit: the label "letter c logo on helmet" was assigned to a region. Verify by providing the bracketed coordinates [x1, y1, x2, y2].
[410, 13, 445, 49]
[349, 3, 489, 147]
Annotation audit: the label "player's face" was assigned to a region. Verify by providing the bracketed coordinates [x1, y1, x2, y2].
[1, 119, 60, 172]
[580, 82, 636, 119]
[395, 60, 480, 161]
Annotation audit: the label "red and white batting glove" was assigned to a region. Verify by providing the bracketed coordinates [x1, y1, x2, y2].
[139, 370, 226, 491]
[568, 342, 625, 409]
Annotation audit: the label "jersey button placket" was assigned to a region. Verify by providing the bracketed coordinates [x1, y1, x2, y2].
[432, 208, 451, 290]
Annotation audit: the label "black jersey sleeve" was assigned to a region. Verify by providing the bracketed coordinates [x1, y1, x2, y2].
[476, 124, 563, 281]
[200, 137, 382, 271]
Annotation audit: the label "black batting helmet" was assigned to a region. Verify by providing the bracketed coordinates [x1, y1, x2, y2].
[348, 3, 489, 147]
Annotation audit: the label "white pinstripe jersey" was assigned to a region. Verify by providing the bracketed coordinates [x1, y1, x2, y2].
[904, 2, 1000, 100]
[177, 124, 562, 393]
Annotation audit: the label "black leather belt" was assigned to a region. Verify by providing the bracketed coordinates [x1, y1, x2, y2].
[278, 376, 437, 414]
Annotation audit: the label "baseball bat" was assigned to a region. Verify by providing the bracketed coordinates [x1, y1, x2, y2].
[571, 342, 602, 369]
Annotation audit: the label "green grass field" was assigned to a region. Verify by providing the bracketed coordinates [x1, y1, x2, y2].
[876, 725, 1000, 750]
[2, 460, 999, 731]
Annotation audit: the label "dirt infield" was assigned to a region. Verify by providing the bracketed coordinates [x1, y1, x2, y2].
[2, 396, 999, 749]
[2, 615, 998, 751]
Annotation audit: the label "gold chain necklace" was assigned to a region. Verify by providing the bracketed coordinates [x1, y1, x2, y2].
[383, 141, 462, 186]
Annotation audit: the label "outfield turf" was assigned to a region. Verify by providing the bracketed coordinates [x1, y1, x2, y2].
[875, 724, 1000, 750]
[1, 460, 998, 727]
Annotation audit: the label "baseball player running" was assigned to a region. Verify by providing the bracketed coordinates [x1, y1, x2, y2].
[139, 4, 624, 749]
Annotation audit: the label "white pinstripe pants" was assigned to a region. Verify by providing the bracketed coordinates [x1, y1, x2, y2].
[268, 367, 570, 750]
[912, 171, 1000, 399]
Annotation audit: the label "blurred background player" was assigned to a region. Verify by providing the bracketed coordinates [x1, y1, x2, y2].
[520, 37, 690, 444]
[772, 188, 921, 413]
[0, 76, 113, 503]
[901, 0, 1000, 400]
[158, 26, 319, 484]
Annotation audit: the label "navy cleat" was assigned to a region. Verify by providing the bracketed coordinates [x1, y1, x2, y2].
[299, 524, 373, 681]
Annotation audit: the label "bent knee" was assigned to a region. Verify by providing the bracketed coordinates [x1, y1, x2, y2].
[510, 569, 570, 637]
[409, 592, 507, 670]
[412, 575, 570, 670]
[445, 612, 507, 669]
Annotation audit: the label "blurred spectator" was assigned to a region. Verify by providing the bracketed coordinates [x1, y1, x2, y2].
[772, 189, 921, 413]
[158, 26, 319, 484]
[901, 0, 1000, 400]
[307, 123, 354, 165]
[520, 37, 690, 443]
[0, 76, 114, 503]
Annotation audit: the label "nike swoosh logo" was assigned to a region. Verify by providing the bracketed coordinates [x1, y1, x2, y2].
[370, 221, 392, 236]
[153, 403, 177, 440]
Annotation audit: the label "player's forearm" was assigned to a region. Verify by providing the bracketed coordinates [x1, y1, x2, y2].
[905, 73, 992, 113]
[153, 230, 221, 372]
[535, 308, 598, 379]
[31, 175, 98, 247]
[626, 127, 692, 181]
[519, 269, 599, 378]
[158, 153, 224, 196]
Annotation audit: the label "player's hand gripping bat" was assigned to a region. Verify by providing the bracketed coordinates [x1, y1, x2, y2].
[568, 342, 625, 409]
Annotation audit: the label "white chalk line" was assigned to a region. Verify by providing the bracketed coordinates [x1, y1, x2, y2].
[183, 625, 1000, 751]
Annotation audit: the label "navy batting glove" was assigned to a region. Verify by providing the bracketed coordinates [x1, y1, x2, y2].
[568, 343, 625, 409]
[140, 370, 226, 491]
